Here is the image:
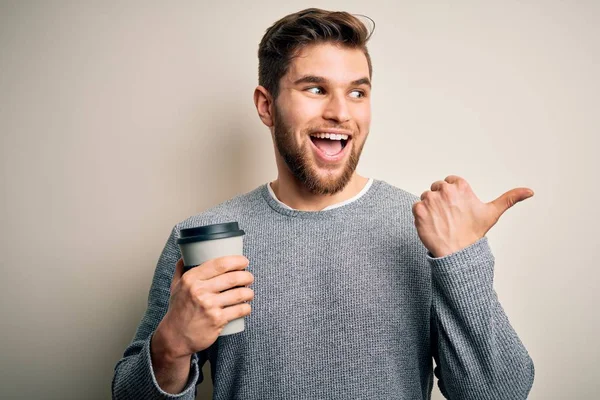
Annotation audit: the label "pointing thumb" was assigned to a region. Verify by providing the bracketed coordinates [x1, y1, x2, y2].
[489, 188, 534, 219]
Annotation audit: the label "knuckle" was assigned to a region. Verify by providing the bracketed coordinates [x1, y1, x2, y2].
[188, 280, 206, 296]
[239, 288, 254, 302]
[180, 274, 195, 290]
[213, 259, 228, 274]
[197, 295, 214, 310]
[413, 201, 424, 213]
[226, 273, 238, 288]
[234, 290, 246, 304]
[207, 308, 223, 325]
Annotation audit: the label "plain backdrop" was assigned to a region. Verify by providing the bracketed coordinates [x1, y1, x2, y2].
[1, 1, 598, 399]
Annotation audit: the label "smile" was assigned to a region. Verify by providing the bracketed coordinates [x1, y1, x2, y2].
[308, 132, 351, 162]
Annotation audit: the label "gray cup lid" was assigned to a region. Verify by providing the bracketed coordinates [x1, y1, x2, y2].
[176, 222, 245, 244]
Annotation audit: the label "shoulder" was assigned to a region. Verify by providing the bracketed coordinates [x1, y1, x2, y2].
[175, 184, 266, 232]
[368, 179, 422, 235]
[372, 179, 421, 211]
[365, 179, 428, 260]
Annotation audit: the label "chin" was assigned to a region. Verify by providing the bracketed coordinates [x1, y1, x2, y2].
[303, 165, 354, 195]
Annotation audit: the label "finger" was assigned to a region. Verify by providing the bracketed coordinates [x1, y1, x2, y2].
[170, 258, 185, 293]
[489, 187, 535, 218]
[420, 189, 439, 201]
[221, 302, 252, 324]
[206, 270, 254, 293]
[430, 180, 447, 191]
[444, 175, 463, 184]
[214, 287, 255, 308]
[186, 255, 249, 281]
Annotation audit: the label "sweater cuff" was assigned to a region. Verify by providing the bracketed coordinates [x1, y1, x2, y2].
[426, 236, 494, 275]
[143, 333, 200, 399]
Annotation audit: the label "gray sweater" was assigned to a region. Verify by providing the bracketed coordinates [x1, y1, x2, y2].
[112, 179, 535, 399]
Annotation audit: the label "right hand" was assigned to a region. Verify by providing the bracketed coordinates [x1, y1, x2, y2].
[157, 255, 254, 359]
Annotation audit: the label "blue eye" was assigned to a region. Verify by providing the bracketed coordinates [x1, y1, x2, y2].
[307, 87, 324, 95]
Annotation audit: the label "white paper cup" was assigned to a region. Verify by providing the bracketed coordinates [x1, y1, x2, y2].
[177, 222, 246, 336]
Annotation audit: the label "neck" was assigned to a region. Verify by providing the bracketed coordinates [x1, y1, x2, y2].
[270, 170, 369, 211]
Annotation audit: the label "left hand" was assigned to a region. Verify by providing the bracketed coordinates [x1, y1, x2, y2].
[412, 175, 534, 258]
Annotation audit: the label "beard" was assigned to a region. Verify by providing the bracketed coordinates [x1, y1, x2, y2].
[272, 103, 365, 196]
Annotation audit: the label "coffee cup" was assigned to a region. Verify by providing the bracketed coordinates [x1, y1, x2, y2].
[176, 222, 246, 336]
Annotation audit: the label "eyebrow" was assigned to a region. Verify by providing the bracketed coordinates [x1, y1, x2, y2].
[293, 75, 371, 88]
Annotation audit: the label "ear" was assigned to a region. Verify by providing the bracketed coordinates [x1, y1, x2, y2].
[254, 85, 274, 127]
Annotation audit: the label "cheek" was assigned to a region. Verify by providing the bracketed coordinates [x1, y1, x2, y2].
[352, 104, 371, 132]
[285, 95, 323, 124]
[299, 104, 324, 128]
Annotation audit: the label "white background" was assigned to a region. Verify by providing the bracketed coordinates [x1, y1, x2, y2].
[1, 1, 598, 399]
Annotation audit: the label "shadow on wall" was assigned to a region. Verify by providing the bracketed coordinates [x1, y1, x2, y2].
[191, 100, 266, 399]
[187, 97, 272, 210]
[112, 102, 258, 400]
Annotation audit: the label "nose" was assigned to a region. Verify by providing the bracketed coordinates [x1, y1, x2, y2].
[322, 92, 351, 123]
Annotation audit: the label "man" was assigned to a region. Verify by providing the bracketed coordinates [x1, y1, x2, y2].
[112, 8, 535, 399]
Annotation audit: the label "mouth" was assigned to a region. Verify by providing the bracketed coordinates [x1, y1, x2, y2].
[308, 132, 351, 161]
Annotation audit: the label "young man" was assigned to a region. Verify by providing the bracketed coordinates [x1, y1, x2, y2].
[113, 8, 535, 399]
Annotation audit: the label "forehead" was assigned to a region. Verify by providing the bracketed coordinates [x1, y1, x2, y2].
[283, 42, 370, 85]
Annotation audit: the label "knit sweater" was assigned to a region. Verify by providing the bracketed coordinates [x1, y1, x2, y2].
[112, 179, 535, 399]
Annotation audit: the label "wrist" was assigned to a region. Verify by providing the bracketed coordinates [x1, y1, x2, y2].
[152, 319, 188, 364]
[150, 321, 193, 395]
[432, 235, 481, 258]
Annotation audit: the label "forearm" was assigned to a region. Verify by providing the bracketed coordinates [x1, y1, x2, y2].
[150, 326, 193, 394]
[429, 237, 534, 399]
[112, 334, 199, 400]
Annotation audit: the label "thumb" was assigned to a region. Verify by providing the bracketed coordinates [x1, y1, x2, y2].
[170, 258, 185, 293]
[488, 187, 534, 219]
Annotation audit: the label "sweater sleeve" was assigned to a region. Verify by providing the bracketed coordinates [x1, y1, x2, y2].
[428, 236, 535, 400]
[112, 225, 207, 399]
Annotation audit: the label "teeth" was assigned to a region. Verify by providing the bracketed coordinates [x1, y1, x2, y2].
[310, 133, 349, 140]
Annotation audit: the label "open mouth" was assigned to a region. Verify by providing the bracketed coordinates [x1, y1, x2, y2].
[309, 132, 350, 156]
